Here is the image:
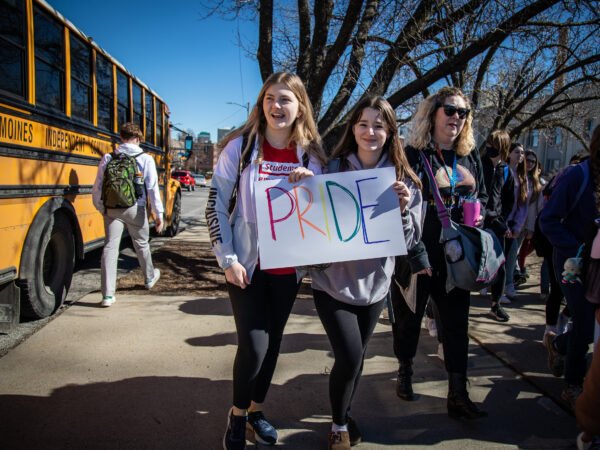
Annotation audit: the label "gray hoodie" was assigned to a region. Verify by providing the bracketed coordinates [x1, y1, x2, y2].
[310, 153, 423, 306]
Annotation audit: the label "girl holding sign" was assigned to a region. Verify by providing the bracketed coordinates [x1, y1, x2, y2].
[309, 96, 423, 450]
[206, 72, 327, 450]
[394, 87, 489, 420]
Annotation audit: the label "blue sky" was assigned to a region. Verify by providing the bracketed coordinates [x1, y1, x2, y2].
[50, 0, 264, 142]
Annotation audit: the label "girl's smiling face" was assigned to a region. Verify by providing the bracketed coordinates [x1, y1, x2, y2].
[262, 83, 300, 133]
[352, 107, 388, 163]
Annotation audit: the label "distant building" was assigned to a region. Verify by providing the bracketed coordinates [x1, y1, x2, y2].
[218, 127, 235, 143]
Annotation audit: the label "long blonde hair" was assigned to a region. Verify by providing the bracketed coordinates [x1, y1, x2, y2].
[525, 150, 542, 203]
[331, 96, 421, 189]
[407, 86, 475, 157]
[508, 143, 528, 204]
[218, 72, 327, 166]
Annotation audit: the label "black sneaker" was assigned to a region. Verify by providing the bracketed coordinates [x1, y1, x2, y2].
[489, 303, 510, 322]
[247, 411, 277, 445]
[347, 416, 362, 446]
[223, 408, 247, 450]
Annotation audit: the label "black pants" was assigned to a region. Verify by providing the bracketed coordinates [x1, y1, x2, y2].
[391, 271, 471, 374]
[227, 269, 299, 409]
[313, 289, 386, 425]
[490, 236, 508, 302]
[544, 255, 567, 326]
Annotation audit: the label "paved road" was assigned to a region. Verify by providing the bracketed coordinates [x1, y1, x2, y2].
[0, 188, 209, 357]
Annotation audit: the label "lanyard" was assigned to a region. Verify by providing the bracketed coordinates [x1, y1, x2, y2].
[435, 145, 457, 195]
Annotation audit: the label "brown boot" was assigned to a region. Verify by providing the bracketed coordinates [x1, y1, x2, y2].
[328, 430, 351, 450]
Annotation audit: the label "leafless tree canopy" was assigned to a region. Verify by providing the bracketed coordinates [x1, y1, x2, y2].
[205, 0, 600, 147]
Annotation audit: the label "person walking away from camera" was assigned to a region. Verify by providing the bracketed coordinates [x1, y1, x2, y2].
[91, 122, 163, 307]
[539, 125, 600, 409]
[398, 87, 489, 419]
[205, 72, 327, 450]
[502, 143, 529, 303]
[309, 96, 423, 450]
[517, 150, 546, 288]
[481, 130, 515, 322]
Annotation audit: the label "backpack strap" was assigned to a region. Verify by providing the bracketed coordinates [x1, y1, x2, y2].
[503, 165, 509, 183]
[327, 158, 341, 174]
[228, 133, 251, 215]
[566, 161, 590, 218]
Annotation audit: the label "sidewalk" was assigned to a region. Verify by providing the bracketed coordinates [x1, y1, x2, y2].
[0, 224, 578, 449]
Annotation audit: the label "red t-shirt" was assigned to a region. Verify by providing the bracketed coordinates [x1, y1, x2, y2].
[258, 140, 299, 275]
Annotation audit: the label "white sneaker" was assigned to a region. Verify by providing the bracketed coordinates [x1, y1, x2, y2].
[437, 343, 444, 361]
[425, 317, 438, 338]
[100, 296, 116, 307]
[499, 295, 512, 305]
[145, 268, 161, 290]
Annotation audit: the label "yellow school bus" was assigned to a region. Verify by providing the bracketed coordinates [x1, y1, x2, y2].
[0, 0, 182, 326]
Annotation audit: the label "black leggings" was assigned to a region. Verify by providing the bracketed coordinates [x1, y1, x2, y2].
[227, 269, 299, 409]
[313, 289, 386, 425]
[544, 255, 567, 326]
[392, 271, 471, 374]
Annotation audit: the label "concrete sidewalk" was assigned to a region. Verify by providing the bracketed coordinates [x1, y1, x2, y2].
[0, 225, 578, 449]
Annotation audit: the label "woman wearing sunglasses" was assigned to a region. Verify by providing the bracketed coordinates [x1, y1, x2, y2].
[394, 87, 489, 419]
[502, 143, 529, 302]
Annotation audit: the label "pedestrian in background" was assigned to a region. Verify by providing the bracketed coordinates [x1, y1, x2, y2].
[516, 150, 546, 289]
[540, 124, 599, 409]
[502, 143, 529, 303]
[481, 130, 515, 322]
[206, 72, 327, 450]
[309, 96, 423, 450]
[91, 122, 163, 307]
[397, 87, 489, 419]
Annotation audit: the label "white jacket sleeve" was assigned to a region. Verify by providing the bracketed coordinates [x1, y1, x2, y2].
[143, 155, 164, 215]
[205, 137, 243, 269]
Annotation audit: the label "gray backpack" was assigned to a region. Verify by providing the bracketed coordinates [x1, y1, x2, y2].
[421, 152, 505, 292]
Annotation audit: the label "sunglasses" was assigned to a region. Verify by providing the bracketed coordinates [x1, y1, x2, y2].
[439, 104, 470, 119]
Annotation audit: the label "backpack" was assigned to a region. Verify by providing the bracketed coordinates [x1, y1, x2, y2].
[420, 152, 505, 292]
[227, 134, 310, 215]
[533, 161, 590, 257]
[102, 151, 144, 208]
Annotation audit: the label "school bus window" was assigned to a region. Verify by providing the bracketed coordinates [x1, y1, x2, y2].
[133, 81, 142, 130]
[70, 35, 92, 122]
[156, 99, 163, 148]
[117, 70, 129, 128]
[96, 53, 113, 131]
[145, 93, 154, 144]
[34, 6, 65, 111]
[0, 0, 26, 99]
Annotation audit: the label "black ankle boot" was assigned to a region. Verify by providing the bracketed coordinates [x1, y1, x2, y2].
[396, 359, 415, 401]
[447, 372, 488, 419]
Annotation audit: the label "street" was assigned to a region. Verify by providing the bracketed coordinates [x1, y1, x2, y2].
[0, 188, 210, 357]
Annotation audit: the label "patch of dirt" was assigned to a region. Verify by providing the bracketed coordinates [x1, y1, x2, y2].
[117, 239, 228, 296]
[117, 239, 314, 298]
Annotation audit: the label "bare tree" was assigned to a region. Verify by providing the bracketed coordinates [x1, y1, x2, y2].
[205, 0, 599, 147]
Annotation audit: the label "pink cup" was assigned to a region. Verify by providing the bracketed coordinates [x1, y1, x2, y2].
[463, 198, 481, 227]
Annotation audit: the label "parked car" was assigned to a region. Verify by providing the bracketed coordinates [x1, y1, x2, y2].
[193, 173, 208, 188]
[171, 170, 196, 191]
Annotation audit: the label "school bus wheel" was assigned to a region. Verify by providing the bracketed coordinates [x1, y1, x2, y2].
[19, 211, 75, 319]
[167, 191, 181, 237]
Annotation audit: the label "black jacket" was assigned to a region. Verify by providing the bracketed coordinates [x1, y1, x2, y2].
[482, 156, 515, 236]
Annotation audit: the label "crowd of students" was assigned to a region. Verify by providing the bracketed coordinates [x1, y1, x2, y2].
[204, 72, 599, 450]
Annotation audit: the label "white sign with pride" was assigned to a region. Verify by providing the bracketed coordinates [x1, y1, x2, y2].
[255, 166, 407, 269]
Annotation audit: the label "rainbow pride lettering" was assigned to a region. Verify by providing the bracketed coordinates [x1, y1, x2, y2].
[265, 176, 390, 245]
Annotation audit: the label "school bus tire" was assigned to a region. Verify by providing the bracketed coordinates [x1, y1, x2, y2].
[19, 211, 75, 319]
[166, 191, 181, 237]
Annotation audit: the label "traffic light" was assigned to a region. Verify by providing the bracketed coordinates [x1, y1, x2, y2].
[184, 136, 193, 159]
